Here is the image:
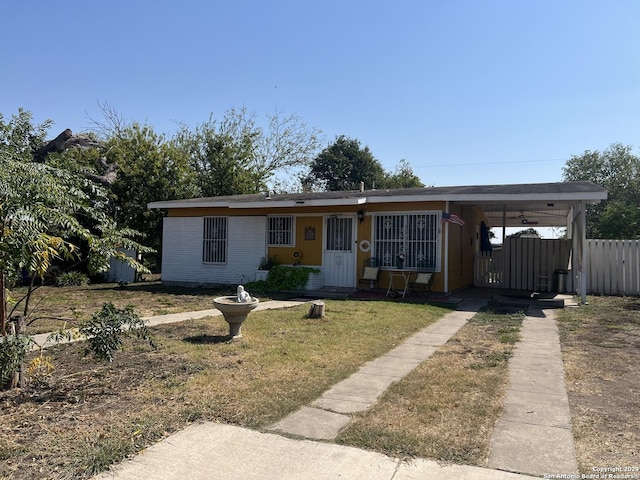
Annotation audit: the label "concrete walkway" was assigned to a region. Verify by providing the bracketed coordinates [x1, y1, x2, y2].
[269, 300, 486, 440]
[94, 421, 538, 480]
[31, 299, 306, 349]
[488, 307, 577, 476]
[83, 296, 576, 480]
[92, 298, 540, 480]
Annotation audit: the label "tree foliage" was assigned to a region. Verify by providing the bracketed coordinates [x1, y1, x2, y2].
[103, 123, 197, 268]
[303, 135, 385, 191]
[0, 109, 152, 387]
[382, 159, 425, 189]
[508, 227, 540, 238]
[562, 143, 640, 238]
[303, 136, 424, 191]
[177, 108, 322, 196]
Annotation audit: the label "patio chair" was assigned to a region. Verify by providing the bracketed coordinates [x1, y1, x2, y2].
[358, 258, 381, 289]
[409, 272, 434, 292]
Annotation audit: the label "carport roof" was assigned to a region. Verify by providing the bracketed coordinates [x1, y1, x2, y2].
[148, 181, 606, 227]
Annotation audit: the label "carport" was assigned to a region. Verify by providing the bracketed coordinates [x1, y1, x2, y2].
[453, 182, 607, 304]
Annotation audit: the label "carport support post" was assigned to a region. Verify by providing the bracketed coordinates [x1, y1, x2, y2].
[580, 200, 587, 305]
[444, 201, 449, 294]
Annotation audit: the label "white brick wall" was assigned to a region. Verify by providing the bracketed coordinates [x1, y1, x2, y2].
[161, 216, 267, 285]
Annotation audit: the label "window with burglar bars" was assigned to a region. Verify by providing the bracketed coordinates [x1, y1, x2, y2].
[326, 217, 352, 251]
[267, 216, 294, 246]
[373, 213, 439, 270]
[203, 217, 227, 263]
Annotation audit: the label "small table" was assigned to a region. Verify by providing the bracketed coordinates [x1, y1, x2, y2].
[386, 269, 412, 298]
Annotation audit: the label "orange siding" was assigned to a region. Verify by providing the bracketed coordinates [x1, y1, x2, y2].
[163, 199, 482, 294]
[268, 216, 323, 266]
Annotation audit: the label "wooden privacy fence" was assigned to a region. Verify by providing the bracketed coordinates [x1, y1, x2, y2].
[586, 240, 640, 296]
[475, 238, 572, 292]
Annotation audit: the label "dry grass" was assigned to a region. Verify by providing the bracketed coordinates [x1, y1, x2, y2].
[337, 304, 524, 466]
[0, 300, 448, 479]
[7, 282, 236, 334]
[556, 296, 640, 473]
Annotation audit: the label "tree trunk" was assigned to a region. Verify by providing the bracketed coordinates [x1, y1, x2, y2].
[33, 129, 118, 185]
[0, 272, 6, 334]
[34, 128, 73, 162]
[8, 316, 27, 389]
[307, 301, 325, 319]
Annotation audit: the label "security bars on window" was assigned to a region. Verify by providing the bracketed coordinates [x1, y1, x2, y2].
[373, 213, 438, 270]
[326, 217, 353, 251]
[203, 216, 227, 263]
[267, 216, 294, 246]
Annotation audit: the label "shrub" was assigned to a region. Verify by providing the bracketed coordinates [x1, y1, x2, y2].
[266, 265, 320, 291]
[79, 303, 156, 362]
[55, 271, 90, 287]
[258, 255, 279, 270]
[0, 333, 33, 389]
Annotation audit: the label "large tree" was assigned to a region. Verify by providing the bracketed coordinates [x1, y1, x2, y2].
[178, 107, 322, 196]
[381, 159, 424, 189]
[303, 135, 386, 191]
[562, 143, 640, 238]
[303, 136, 424, 191]
[103, 123, 197, 269]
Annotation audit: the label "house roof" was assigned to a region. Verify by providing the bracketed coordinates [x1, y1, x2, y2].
[148, 181, 607, 227]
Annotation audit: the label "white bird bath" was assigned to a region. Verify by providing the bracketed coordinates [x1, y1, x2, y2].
[213, 296, 259, 339]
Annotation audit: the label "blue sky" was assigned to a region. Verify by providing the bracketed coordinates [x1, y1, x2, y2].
[2, 0, 639, 189]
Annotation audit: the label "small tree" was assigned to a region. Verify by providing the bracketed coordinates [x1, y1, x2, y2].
[0, 109, 152, 388]
[380, 159, 424, 189]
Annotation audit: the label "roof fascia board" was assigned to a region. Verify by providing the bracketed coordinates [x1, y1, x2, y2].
[229, 197, 367, 208]
[449, 192, 607, 203]
[148, 188, 606, 210]
[148, 201, 232, 209]
[149, 197, 367, 210]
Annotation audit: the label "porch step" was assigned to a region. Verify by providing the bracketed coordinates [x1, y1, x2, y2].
[499, 292, 566, 309]
[287, 287, 357, 300]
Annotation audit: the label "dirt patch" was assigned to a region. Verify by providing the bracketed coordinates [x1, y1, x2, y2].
[0, 341, 197, 479]
[556, 297, 640, 473]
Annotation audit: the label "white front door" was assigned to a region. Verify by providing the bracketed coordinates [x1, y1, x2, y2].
[324, 216, 356, 287]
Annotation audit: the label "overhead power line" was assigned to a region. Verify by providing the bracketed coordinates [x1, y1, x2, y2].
[413, 158, 566, 168]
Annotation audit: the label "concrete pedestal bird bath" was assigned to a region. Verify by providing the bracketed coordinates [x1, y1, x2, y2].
[213, 286, 259, 339]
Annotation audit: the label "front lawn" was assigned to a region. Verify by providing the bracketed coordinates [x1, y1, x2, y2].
[556, 296, 640, 473]
[0, 300, 448, 479]
[7, 282, 236, 334]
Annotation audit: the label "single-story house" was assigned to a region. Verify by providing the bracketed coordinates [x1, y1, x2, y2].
[148, 181, 606, 303]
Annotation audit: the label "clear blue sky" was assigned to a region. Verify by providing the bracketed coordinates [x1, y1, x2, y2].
[2, 0, 639, 188]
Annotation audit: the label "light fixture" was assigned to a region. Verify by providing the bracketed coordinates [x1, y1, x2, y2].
[357, 210, 365, 223]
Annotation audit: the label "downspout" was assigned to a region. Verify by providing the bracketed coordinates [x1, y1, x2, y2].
[444, 201, 449, 294]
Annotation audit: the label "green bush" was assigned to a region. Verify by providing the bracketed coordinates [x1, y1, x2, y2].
[55, 271, 90, 287]
[79, 303, 156, 362]
[266, 265, 320, 291]
[257, 255, 279, 270]
[0, 334, 33, 389]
